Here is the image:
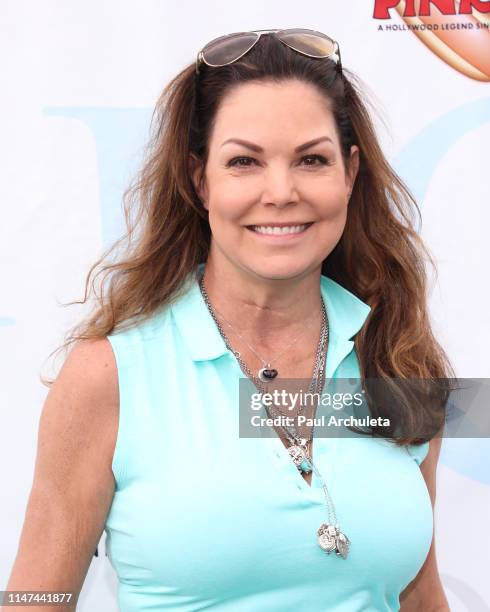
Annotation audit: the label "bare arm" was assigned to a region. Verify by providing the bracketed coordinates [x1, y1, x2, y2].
[2, 338, 119, 612]
[399, 436, 450, 611]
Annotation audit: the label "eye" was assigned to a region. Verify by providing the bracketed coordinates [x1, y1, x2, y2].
[226, 154, 330, 168]
[227, 156, 256, 168]
[301, 154, 329, 167]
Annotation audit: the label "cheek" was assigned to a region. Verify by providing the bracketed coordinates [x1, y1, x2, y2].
[315, 191, 349, 225]
[326, 204, 349, 238]
[206, 202, 250, 249]
[207, 202, 247, 229]
[206, 181, 252, 226]
[306, 175, 349, 207]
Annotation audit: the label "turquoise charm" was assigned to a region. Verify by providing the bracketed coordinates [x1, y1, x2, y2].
[299, 458, 312, 473]
[287, 444, 312, 473]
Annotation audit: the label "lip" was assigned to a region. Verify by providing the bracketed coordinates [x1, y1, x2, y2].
[247, 221, 314, 228]
[246, 222, 314, 241]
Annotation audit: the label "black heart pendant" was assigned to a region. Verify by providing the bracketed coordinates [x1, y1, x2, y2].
[259, 367, 278, 381]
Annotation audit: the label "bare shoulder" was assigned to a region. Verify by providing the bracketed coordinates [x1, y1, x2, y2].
[60, 336, 118, 410]
[4, 338, 119, 606]
[40, 337, 119, 473]
[59, 336, 119, 406]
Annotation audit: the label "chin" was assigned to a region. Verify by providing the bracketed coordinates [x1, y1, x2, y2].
[244, 259, 317, 281]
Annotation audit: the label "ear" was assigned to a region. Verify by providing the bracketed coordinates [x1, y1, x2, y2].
[346, 145, 360, 198]
[188, 153, 209, 210]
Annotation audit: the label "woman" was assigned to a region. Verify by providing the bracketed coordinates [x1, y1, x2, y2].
[5, 29, 454, 611]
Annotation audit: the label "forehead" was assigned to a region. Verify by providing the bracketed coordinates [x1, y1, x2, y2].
[209, 79, 338, 147]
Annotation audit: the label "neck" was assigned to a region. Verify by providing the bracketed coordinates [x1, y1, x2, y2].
[200, 255, 323, 350]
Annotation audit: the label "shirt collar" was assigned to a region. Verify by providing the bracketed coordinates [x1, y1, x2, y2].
[170, 263, 371, 378]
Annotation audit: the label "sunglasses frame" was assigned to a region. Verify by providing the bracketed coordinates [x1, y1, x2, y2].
[195, 28, 342, 75]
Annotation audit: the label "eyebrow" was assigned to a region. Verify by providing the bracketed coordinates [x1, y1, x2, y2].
[220, 136, 334, 153]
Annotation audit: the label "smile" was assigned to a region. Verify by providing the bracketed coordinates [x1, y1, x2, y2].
[246, 222, 314, 236]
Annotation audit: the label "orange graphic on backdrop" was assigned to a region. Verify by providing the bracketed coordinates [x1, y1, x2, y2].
[396, 0, 490, 81]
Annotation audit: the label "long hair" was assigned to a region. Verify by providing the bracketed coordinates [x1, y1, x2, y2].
[42, 34, 455, 445]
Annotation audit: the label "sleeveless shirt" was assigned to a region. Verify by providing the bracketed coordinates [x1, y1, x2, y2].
[103, 263, 432, 611]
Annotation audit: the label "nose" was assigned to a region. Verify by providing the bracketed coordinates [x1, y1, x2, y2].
[260, 166, 299, 209]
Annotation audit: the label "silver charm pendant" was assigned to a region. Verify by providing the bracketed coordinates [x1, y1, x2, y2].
[317, 523, 337, 553]
[317, 523, 350, 559]
[335, 530, 350, 559]
[258, 365, 278, 381]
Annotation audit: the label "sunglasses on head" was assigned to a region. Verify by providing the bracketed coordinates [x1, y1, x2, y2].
[195, 28, 342, 76]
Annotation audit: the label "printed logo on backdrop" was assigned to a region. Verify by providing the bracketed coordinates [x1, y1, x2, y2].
[373, 0, 490, 81]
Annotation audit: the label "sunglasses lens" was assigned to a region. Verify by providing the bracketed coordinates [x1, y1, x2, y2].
[201, 33, 259, 67]
[277, 29, 337, 58]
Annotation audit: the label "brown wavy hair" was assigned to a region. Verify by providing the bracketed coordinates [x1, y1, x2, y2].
[41, 34, 455, 445]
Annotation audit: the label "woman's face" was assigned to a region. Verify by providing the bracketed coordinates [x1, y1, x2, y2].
[190, 79, 359, 281]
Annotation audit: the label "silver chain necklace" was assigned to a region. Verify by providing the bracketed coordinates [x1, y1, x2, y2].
[198, 270, 351, 558]
[204, 300, 321, 382]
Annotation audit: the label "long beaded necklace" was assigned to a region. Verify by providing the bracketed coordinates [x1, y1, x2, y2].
[198, 271, 351, 559]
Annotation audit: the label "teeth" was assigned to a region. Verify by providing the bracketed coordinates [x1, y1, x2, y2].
[253, 224, 308, 235]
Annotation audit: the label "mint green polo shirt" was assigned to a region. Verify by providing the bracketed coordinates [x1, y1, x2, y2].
[104, 263, 432, 611]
